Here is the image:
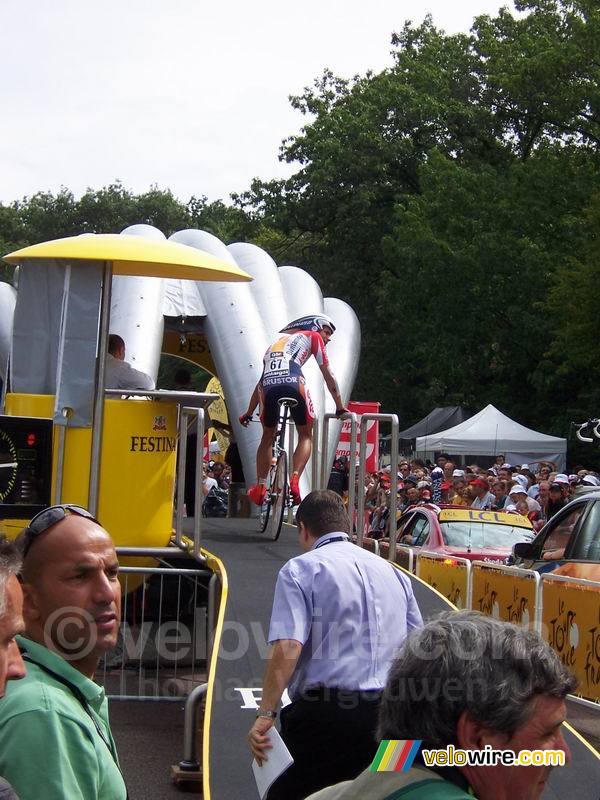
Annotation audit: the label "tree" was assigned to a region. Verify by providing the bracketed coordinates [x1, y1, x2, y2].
[0, 184, 259, 283]
[237, 0, 600, 438]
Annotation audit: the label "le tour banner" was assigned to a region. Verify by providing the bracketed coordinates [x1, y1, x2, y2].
[336, 401, 380, 473]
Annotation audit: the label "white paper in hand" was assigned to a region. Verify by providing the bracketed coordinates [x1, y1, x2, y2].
[252, 727, 294, 800]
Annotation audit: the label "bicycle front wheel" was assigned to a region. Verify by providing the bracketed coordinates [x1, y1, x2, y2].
[269, 452, 288, 541]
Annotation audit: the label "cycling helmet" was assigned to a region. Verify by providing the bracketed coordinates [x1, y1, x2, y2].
[279, 314, 336, 335]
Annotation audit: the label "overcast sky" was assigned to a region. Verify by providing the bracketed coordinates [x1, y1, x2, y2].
[1, 0, 511, 205]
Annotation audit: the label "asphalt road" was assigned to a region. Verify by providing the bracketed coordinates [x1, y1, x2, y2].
[106, 516, 600, 800]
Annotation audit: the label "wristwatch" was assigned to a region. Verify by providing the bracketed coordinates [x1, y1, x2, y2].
[256, 709, 277, 719]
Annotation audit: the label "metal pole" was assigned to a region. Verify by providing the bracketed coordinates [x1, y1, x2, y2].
[207, 572, 219, 668]
[388, 415, 399, 562]
[311, 415, 320, 491]
[320, 415, 331, 489]
[179, 682, 208, 771]
[88, 261, 112, 516]
[53, 407, 72, 504]
[356, 428, 368, 547]
[354, 414, 398, 548]
[321, 412, 357, 514]
[175, 408, 188, 549]
[287, 419, 295, 523]
[193, 408, 205, 559]
[116, 546, 197, 558]
[346, 413, 358, 529]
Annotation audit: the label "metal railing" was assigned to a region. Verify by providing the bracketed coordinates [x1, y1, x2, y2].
[177, 682, 208, 773]
[321, 411, 358, 516]
[175, 406, 206, 559]
[356, 414, 399, 554]
[100, 558, 213, 703]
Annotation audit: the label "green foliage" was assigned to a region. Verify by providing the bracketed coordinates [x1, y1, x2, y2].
[0, 183, 260, 256]
[2, 0, 600, 466]
[237, 0, 600, 455]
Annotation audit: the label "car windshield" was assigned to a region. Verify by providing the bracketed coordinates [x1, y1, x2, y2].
[440, 522, 535, 548]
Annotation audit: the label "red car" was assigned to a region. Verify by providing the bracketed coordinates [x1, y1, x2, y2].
[395, 505, 534, 566]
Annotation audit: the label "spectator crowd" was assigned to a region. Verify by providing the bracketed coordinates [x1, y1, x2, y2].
[340, 454, 600, 538]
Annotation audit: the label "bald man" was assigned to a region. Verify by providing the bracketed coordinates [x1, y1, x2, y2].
[0, 506, 127, 800]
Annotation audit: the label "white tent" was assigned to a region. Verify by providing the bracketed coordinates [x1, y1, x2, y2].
[415, 404, 567, 471]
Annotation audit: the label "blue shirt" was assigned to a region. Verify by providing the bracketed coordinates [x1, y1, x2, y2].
[268, 533, 423, 700]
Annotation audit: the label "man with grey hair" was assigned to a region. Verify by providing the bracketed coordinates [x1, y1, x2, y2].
[308, 611, 575, 799]
[0, 539, 26, 799]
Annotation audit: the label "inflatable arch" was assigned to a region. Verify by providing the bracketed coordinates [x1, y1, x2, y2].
[0, 225, 361, 501]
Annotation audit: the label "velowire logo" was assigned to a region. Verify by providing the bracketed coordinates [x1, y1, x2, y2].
[370, 740, 422, 772]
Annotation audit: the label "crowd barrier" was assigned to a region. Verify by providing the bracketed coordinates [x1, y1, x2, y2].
[542, 574, 600, 706]
[314, 409, 600, 704]
[99, 554, 213, 703]
[416, 553, 472, 610]
[401, 549, 600, 705]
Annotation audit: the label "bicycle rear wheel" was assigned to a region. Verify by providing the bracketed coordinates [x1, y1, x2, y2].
[269, 452, 288, 541]
[259, 466, 275, 532]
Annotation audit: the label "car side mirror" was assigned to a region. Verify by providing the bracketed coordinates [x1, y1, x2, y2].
[513, 541, 533, 560]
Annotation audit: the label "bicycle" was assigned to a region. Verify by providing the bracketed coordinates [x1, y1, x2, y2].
[258, 397, 297, 541]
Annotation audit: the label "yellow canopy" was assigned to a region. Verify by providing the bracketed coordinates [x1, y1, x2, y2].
[3, 233, 252, 282]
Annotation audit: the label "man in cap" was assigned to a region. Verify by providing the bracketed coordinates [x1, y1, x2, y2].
[498, 464, 513, 483]
[402, 475, 420, 507]
[505, 485, 541, 514]
[512, 473, 529, 491]
[468, 478, 495, 510]
[0, 505, 127, 800]
[450, 470, 468, 506]
[547, 483, 569, 519]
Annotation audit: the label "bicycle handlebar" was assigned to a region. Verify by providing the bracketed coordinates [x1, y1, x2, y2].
[573, 419, 600, 442]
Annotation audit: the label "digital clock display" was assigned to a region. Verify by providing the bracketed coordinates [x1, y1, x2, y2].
[0, 416, 53, 519]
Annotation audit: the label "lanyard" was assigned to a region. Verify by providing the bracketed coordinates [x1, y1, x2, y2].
[315, 536, 348, 549]
[21, 652, 129, 799]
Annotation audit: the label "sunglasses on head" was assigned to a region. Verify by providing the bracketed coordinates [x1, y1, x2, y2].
[21, 504, 99, 558]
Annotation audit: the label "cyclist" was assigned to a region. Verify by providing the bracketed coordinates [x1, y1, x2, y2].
[239, 314, 348, 506]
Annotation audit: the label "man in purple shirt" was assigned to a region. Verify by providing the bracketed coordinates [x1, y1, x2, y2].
[247, 490, 423, 800]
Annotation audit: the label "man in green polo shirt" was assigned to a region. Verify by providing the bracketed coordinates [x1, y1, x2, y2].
[0, 505, 127, 800]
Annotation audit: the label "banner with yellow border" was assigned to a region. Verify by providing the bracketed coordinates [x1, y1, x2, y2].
[417, 554, 471, 609]
[471, 563, 540, 629]
[542, 575, 600, 704]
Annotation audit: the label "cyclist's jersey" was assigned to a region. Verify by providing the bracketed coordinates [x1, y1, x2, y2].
[260, 331, 328, 385]
[259, 330, 327, 427]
